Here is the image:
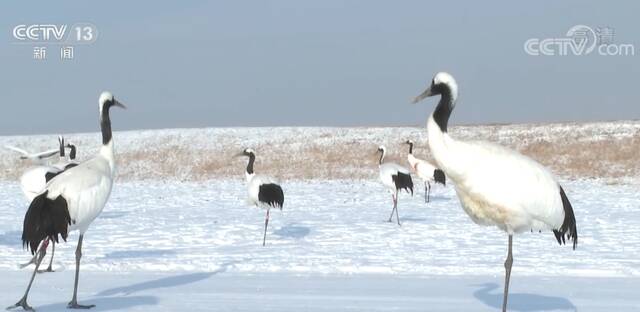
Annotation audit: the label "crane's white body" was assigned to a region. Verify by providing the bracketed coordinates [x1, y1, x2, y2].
[16, 138, 74, 202]
[19, 166, 62, 202]
[407, 154, 438, 183]
[44, 142, 115, 234]
[245, 172, 277, 209]
[379, 162, 411, 194]
[51, 159, 76, 172]
[427, 117, 564, 234]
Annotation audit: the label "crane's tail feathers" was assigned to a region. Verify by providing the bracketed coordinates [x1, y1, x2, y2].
[259, 183, 284, 210]
[393, 172, 414, 196]
[433, 169, 446, 186]
[22, 191, 71, 255]
[553, 186, 578, 250]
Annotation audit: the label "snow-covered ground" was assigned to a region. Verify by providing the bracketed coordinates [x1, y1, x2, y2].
[1, 178, 639, 311]
[1, 272, 638, 311]
[1, 122, 639, 310]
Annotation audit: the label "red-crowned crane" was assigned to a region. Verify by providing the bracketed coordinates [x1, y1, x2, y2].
[8, 91, 126, 311]
[411, 72, 577, 312]
[376, 146, 413, 225]
[404, 140, 445, 203]
[235, 148, 284, 246]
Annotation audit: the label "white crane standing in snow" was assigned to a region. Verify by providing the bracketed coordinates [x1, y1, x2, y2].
[235, 148, 284, 246]
[17, 136, 80, 273]
[8, 91, 126, 311]
[377, 146, 413, 225]
[411, 72, 578, 312]
[405, 140, 446, 203]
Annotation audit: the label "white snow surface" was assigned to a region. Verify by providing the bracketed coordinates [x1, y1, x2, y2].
[1, 178, 639, 311]
[0, 179, 637, 277]
[1, 272, 638, 311]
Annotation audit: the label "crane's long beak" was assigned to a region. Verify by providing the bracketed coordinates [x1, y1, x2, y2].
[114, 100, 127, 109]
[411, 86, 432, 104]
[233, 152, 244, 158]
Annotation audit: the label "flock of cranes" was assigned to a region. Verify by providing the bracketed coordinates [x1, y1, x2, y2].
[4, 73, 578, 312]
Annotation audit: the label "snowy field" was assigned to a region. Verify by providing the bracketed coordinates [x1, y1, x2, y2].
[1, 123, 639, 311]
[1, 178, 639, 311]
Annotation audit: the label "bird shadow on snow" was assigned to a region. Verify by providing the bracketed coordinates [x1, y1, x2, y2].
[473, 283, 577, 312]
[0, 231, 22, 247]
[400, 215, 428, 222]
[95, 272, 215, 297]
[101, 249, 177, 259]
[273, 224, 311, 239]
[423, 195, 450, 202]
[99, 211, 130, 219]
[95, 260, 242, 297]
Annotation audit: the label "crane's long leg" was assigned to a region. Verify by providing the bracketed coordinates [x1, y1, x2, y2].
[426, 181, 432, 203]
[502, 235, 514, 312]
[38, 242, 55, 273]
[262, 208, 271, 247]
[424, 181, 427, 203]
[7, 240, 48, 311]
[387, 194, 397, 223]
[394, 195, 401, 226]
[68, 235, 94, 309]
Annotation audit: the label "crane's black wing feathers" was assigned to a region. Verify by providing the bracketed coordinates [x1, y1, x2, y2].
[392, 172, 414, 195]
[258, 183, 284, 209]
[433, 169, 446, 185]
[22, 191, 71, 254]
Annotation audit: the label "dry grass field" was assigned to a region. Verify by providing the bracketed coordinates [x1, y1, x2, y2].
[1, 121, 638, 182]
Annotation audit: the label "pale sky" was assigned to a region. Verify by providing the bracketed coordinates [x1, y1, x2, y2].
[1, 1, 638, 135]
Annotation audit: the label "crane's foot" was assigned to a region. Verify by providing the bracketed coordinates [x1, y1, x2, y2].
[67, 301, 95, 310]
[36, 267, 54, 274]
[6, 297, 33, 311]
